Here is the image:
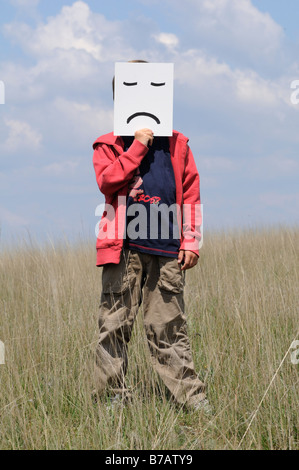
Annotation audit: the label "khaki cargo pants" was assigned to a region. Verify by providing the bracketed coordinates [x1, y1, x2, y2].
[95, 249, 206, 406]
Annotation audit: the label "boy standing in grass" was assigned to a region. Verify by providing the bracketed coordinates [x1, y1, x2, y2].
[92, 61, 210, 412]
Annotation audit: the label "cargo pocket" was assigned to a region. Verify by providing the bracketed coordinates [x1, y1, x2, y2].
[101, 251, 134, 296]
[158, 257, 184, 295]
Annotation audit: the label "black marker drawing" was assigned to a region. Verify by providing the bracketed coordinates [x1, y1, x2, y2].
[127, 112, 161, 124]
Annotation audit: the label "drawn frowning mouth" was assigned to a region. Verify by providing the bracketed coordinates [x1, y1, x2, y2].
[127, 112, 160, 124]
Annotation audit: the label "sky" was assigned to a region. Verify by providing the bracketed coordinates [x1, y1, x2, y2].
[0, 0, 299, 246]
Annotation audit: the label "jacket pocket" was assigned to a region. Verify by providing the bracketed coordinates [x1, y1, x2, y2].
[158, 257, 184, 294]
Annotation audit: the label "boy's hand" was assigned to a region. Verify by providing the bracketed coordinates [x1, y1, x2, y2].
[178, 250, 198, 271]
[134, 128, 154, 147]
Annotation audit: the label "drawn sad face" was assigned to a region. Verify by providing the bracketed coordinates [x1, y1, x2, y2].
[114, 62, 174, 137]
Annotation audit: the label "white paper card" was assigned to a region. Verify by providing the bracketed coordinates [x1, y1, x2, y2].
[114, 62, 174, 137]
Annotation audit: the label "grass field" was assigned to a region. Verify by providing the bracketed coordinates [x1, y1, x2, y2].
[0, 226, 298, 450]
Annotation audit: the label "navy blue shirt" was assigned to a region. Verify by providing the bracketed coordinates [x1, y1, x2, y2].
[123, 136, 180, 258]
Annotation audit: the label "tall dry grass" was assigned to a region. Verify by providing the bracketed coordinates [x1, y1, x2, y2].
[0, 227, 298, 449]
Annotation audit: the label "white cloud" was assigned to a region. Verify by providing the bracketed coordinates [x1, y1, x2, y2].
[175, 49, 283, 110]
[154, 33, 179, 50]
[0, 62, 45, 104]
[2, 119, 42, 152]
[3, 0, 285, 115]
[166, 0, 284, 68]
[52, 97, 114, 141]
[4, 1, 131, 62]
[235, 71, 277, 106]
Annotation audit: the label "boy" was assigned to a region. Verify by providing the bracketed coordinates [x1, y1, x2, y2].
[92, 62, 210, 412]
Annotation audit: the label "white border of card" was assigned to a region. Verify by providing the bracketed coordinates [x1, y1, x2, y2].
[114, 62, 174, 137]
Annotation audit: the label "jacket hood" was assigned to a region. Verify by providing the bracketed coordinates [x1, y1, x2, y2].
[93, 132, 120, 150]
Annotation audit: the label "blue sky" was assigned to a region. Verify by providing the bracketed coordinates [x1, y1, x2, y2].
[0, 0, 299, 246]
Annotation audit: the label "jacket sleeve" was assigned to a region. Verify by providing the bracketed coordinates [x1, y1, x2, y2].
[180, 145, 202, 256]
[93, 139, 148, 197]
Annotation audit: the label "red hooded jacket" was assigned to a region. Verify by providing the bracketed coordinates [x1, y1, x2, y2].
[93, 131, 201, 266]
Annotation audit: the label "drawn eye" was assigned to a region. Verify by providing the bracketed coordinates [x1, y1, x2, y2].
[123, 82, 137, 86]
[151, 82, 166, 87]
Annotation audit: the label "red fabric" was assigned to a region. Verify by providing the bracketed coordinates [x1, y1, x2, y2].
[93, 131, 201, 266]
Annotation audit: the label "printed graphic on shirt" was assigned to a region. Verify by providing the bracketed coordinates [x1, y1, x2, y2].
[135, 194, 161, 205]
[124, 136, 180, 258]
[128, 170, 144, 201]
[128, 169, 161, 205]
